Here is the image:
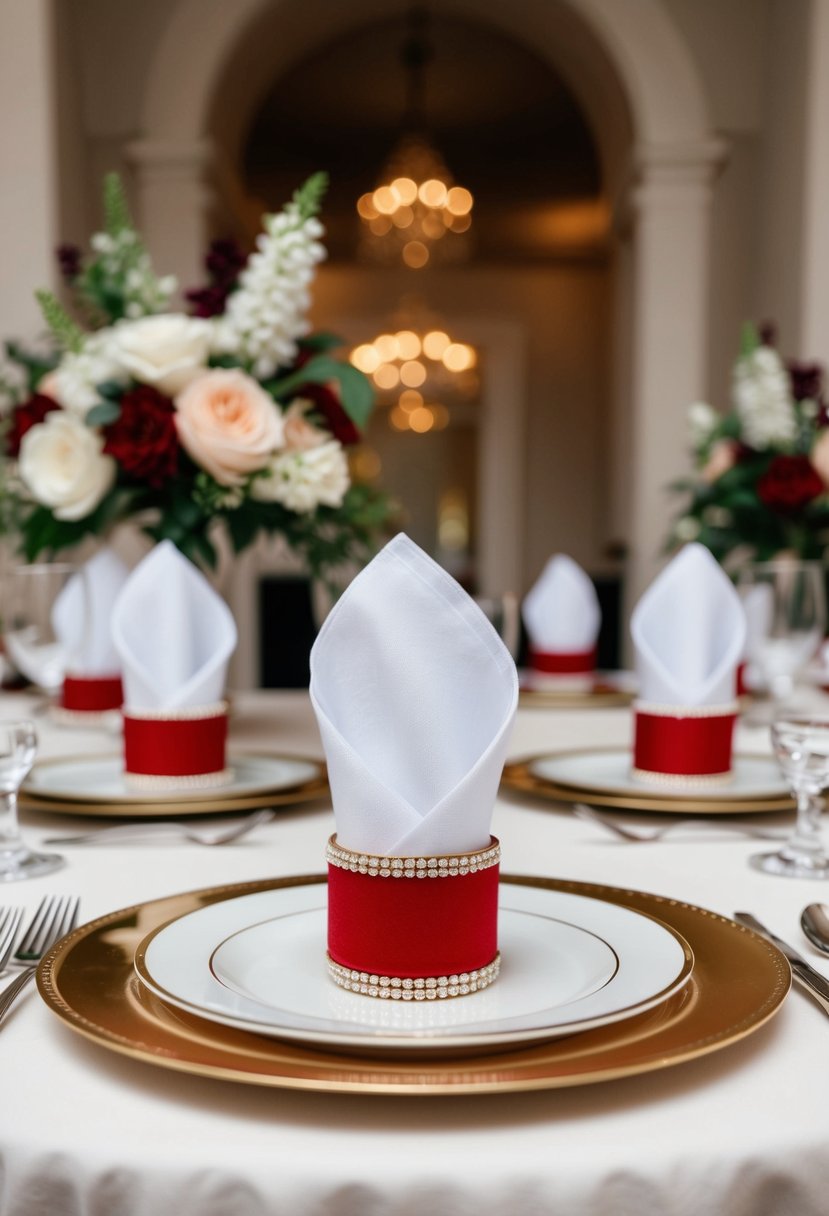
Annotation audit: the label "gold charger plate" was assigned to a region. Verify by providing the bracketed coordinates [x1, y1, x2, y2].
[20, 752, 329, 818]
[37, 873, 789, 1095]
[502, 756, 796, 816]
[519, 682, 634, 709]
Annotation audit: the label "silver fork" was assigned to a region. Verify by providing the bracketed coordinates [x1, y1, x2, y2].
[572, 802, 787, 843]
[0, 907, 24, 974]
[0, 894, 80, 1025]
[43, 808, 276, 847]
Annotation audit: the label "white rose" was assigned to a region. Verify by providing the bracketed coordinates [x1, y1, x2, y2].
[19, 412, 116, 520]
[251, 440, 349, 513]
[111, 314, 212, 396]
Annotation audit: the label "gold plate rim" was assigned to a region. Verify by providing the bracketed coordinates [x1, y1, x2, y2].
[503, 751, 795, 816]
[37, 873, 790, 1095]
[518, 686, 634, 709]
[20, 751, 328, 817]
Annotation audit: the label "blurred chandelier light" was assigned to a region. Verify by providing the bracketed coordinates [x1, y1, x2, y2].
[356, 8, 473, 268]
[350, 325, 477, 434]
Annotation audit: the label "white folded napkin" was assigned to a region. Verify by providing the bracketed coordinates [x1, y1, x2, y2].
[310, 533, 518, 856]
[52, 546, 130, 676]
[111, 540, 237, 710]
[522, 554, 601, 652]
[632, 543, 746, 706]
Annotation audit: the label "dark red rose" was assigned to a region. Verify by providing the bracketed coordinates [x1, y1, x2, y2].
[185, 238, 247, 317]
[758, 320, 778, 347]
[56, 243, 82, 282]
[6, 393, 59, 457]
[757, 454, 824, 512]
[184, 285, 228, 319]
[788, 360, 824, 403]
[103, 386, 179, 487]
[295, 380, 360, 446]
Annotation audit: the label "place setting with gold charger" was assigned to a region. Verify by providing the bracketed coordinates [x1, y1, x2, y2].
[36, 537, 792, 1096]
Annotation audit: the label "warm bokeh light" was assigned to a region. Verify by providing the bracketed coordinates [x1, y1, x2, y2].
[369, 215, 393, 236]
[423, 330, 450, 360]
[373, 362, 400, 390]
[391, 206, 414, 229]
[349, 446, 382, 481]
[391, 177, 418, 206]
[430, 403, 450, 430]
[419, 179, 447, 208]
[408, 405, 435, 433]
[357, 193, 379, 220]
[400, 360, 427, 388]
[446, 187, 473, 216]
[389, 405, 410, 431]
[402, 240, 429, 268]
[442, 343, 475, 372]
[373, 186, 398, 215]
[395, 330, 421, 360]
[350, 344, 381, 374]
[399, 389, 423, 412]
[374, 334, 399, 361]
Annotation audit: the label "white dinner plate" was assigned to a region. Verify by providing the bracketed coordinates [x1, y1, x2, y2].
[529, 748, 789, 801]
[135, 881, 693, 1051]
[24, 752, 322, 805]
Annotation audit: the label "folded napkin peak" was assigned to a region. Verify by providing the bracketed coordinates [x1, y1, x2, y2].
[632, 543, 746, 707]
[52, 546, 129, 676]
[111, 540, 237, 711]
[522, 554, 601, 653]
[310, 533, 518, 856]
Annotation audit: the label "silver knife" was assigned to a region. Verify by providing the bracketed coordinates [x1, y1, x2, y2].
[734, 911, 829, 1017]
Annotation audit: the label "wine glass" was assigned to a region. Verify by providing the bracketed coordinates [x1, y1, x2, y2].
[737, 560, 826, 722]
[3, 563, 76, 696]
[0, 719, 63, 881]
[751, 715, 829, 878]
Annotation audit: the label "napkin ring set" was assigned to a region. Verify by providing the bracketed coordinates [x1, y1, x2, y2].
[326, 834, 501, 1000]
[52, 673, 124, 725]
[122, 702, 231, 789]
[632, 700, 739, 786]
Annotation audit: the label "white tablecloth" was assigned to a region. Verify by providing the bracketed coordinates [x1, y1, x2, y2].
[2, 689, 829, 1216]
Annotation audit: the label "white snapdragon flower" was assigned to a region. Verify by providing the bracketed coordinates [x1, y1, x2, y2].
[90, 229, 176, 318]
[212, 203, 326, 379]
[49, 332, 126, 417]
[688, 401, 718, 450]
[733, 344, 797, 449]
[19, 412, 116, 520]
[251, 440, 349, 513]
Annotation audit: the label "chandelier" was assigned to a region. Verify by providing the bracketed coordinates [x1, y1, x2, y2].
[350, 324, 478, 434]
[356, 9, 473, 268]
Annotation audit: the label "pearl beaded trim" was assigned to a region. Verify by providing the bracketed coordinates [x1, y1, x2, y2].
[631, 766, 733, 787]
[327, 953, 501, 1000]
[325, 836, 500, 878]
[123, 767, 235, 790]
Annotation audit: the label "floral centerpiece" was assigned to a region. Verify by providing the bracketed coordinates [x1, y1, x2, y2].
[0, 173, 391, 583]
[670, 323, 829, 567]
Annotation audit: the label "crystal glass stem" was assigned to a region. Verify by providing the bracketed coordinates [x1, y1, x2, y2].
[0, 788, 24, 860]
[785, 788, 827, 864]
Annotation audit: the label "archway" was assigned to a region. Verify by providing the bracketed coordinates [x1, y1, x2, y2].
[130, 0, 721, 646]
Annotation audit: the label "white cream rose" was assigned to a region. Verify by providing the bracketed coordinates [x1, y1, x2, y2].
[19, 412, 116, 520]
[251, 440, 350, 513]
[111, 314, 212, 396]
[174, 368, 284, 486]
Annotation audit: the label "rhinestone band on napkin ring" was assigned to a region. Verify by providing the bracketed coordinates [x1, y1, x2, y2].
[326, 834, 501, 998]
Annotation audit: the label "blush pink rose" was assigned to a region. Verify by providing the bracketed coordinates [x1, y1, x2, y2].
[283, 398, 328, 452]
[701, 439, 738, 483]
[174, 368, 284, 486]
[811, 428, 829, 487]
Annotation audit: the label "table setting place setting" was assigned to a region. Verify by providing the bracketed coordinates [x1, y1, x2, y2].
[0, 529, 826, 1098]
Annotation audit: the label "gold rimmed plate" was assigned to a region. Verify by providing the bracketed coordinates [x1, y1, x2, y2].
[37, 873, 789, 1095]
[21, 752, 328, 817]
[518, 677, 634, 710]
[503, 752, 795, 815]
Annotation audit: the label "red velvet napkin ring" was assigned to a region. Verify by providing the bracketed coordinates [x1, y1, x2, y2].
[62, 674, 123, 712]
[122, 701, 231, 789]
[632, 700, 739, 784]
[529, 647, 596, 675]
[326, 834, 501, 999]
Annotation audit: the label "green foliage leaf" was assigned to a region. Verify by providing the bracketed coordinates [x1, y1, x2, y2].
[293, 172, 329, 220]
[740, 320, 760, 357]
[299, 332, 342, 354]
[266, 355, 374, 429]
[103, 172, 133, 236]
[85, 400, 122, 427]
[34, 289, 84, 354]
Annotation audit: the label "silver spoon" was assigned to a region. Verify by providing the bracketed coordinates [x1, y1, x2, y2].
[801, 903, 829, 955]
[43, 808, 276, 847]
